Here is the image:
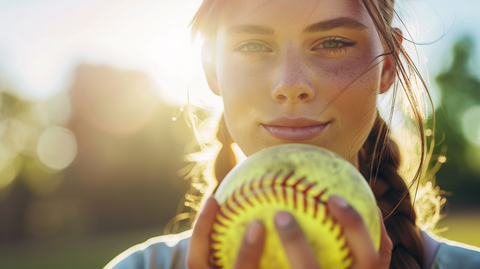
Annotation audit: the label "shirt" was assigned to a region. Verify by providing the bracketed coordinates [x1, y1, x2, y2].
[104, 230, 480, 269]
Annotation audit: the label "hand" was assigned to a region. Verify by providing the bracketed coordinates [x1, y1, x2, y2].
[186, 196, 267, 269]
[186, 195, 392, 269]
[234, 196, 392, 269]
[187, 196, 221, 269]
[326, 196, 393, 269]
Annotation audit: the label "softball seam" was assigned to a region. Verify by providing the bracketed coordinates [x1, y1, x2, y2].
[211, 171, 353, 268]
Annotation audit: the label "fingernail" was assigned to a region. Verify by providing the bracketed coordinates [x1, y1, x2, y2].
[331, 196, 349, 208]
[275, 211, 292, 228]
[246, 221, 261, 245]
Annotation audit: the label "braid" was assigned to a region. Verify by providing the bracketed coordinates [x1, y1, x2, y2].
[359, 115, 425, 269]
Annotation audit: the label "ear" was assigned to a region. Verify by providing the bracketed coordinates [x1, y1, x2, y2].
[201, 40, 220, 96]
[379, 28, 403, 94]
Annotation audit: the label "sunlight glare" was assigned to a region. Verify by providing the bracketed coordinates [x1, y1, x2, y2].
[141, 24, 221, 108]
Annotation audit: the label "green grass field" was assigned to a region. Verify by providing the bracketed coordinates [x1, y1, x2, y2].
[434, 209, 480, 248]
[0, 210, 479, 269]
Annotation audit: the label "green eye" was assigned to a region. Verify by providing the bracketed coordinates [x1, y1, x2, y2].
[242, 43, 268, 52]
[313, 38, 357, 53]
[322, 41, 340, 48]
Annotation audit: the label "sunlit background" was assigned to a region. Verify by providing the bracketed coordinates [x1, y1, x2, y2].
[0, 0, 479, 268]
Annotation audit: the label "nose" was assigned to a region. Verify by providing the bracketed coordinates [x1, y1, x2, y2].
[271, 51, 315, 103]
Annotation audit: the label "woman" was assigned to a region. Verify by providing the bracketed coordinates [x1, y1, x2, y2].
[105, 0, 480, 268]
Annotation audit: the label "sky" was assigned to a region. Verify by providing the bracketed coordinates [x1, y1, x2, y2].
[0, 0, 206, 104]
[0, 0, 478, 106]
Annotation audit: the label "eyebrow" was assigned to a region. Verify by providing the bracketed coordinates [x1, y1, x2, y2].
[225, 17, 367, 36]
[304, 17, 367, 33]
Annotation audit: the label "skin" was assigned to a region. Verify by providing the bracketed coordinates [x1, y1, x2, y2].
[187, 0, 439, 268]
[189, 196, 393, 269]
[204, 0, 395, 166]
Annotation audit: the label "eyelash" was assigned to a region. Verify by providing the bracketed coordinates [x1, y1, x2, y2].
[232, 37, 357, 58]
[312, 37, 357, 55]
[232, 40, 271, 58]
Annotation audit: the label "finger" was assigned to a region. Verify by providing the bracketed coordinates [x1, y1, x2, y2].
[328, 196, 378, 269]
[187, 196, 219, 269]
[377, 207, 393, 268]
[233, 221, 266, 269]
[274, 211, 322, 269]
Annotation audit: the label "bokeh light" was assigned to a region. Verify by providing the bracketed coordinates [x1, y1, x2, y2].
[0, 157, 21, 191]
[37, 127, 77, 171]
[461, 105, 480, 147]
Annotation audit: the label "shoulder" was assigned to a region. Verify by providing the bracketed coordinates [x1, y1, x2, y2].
[430, 238, 480, 269]
[104, 229, 192, 269]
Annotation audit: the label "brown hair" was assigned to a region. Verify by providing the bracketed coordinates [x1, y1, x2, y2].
[186, 0, 437, 268]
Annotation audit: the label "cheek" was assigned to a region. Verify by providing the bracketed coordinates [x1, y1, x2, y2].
[308, 53, 382, 112]
[217, 54, 272, 112]
[316, 55, 381, 144]
[216, 55, 268, 145]
[329, 60, 380, 116]
[312, 48, 380, 86]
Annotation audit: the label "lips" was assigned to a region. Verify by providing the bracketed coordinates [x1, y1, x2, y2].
[261, 117, 330, 142]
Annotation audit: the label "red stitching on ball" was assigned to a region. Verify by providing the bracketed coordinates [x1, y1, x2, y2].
[225, 199, 239, 216]
[232, 190, 245, 210]
[212, 171, 351, 268]
[323, 206, 329, 224]
[212, 230, 224, 235]
[341, 238, 349, 250]
[214, 219, 226, 227]
[280, 171, 290, 201]
[284, 171, 294, 182]
[302, 183, 315, 194]
[302, 183, 316, 214]
[240, 183, 254, 207]
[343, 250, 353, 261]
[330, 218, 338, 231]
[337, 227, 344, 240]
[250, 179, 261, 203]
[260, 175, 271, 203]
[218, 210, 231, 222]
[280, 172, 290, 190]
[292, 177, 305, 190]
[259, 174, 267, 188]
[240, 182, 246, 196]
[315, 189, 326, 199]
[271, 172, 280, 201]
[313, 189, 326, 217]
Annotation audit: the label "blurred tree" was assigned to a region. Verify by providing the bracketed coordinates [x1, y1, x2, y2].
[0, 63, 194, 247]
[0, 92, 51, 243]
[431, 35, 480, 208]
[65, 64, 192, 235]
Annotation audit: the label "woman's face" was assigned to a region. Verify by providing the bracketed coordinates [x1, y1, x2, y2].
[207, 0, 394, 168]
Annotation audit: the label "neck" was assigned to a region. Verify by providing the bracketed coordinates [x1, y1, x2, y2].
[349, 153, 360, 170]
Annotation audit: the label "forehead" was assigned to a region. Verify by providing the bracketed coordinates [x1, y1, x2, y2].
[217, 0, 373, 35]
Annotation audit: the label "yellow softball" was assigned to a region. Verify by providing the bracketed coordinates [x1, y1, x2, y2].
[211, 144, 380, 269]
